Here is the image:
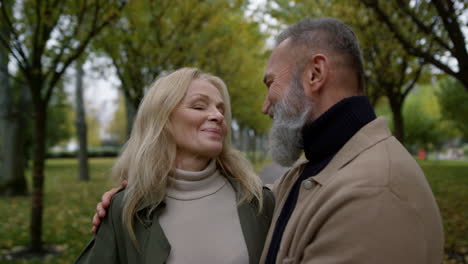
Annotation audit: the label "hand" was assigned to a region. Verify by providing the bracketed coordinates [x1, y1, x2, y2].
[91, 180, 127, 233]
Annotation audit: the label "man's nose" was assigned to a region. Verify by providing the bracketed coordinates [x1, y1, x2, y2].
[262, 98, 271, 115]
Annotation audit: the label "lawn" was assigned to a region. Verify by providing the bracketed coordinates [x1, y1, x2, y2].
[0, 158, 467, 263]
[0, 158, 115, 264]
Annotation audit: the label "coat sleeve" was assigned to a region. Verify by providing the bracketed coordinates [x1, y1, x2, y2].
[74, 195, 122, 264]
[300, 187, 428, 264]
[262, 187, 276, 220]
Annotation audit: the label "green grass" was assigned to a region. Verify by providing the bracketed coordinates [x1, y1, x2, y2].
[418, 160, 468, 257]
[0, 158, 115, 264]
[0, 158, 467, 263]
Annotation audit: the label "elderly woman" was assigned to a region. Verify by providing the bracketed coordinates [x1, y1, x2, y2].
[75, 68, 274, 264]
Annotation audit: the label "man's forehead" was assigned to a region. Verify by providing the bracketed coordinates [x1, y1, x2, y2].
[264, 41, 293, 80]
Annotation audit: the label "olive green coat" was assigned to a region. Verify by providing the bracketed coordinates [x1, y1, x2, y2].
[75, 183, 275, 264]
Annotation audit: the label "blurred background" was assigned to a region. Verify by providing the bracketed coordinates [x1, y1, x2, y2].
[0, 0, 466, 263]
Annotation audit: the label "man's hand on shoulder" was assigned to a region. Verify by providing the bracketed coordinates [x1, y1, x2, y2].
[91, 180, 127, 233]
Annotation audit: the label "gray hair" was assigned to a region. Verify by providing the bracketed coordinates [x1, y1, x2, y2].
[276, 17, 365, 93]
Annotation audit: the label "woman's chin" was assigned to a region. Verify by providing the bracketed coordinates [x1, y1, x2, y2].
[199, 145, 223, 158]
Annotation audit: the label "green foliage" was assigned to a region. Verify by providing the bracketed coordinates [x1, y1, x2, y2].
[46, 86, 75, 148]
[267, 0, 426, 143]
[403, 84, 456, 151]
[48, 147, 120, 159]
[106, 95, 127, 144]
[1, 0, 126, 251]
[377, 84, 457, 151]
[359, 0, 468, 91]
[92, 0, 270, 134]
[437, 78, 468, 137]
[85, 108, 102, 147]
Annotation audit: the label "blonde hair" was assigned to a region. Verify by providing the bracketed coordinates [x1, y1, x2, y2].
[112, 67, 263, 245]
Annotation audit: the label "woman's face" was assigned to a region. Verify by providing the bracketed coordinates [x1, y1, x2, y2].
[170, 79, 228, 161]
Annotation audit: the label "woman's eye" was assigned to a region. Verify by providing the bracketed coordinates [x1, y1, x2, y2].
[193, 105, 205, 110]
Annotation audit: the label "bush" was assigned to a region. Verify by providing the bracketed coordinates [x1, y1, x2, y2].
[47, 146, 121, 158]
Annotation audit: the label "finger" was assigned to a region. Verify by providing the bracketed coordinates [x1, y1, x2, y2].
[121, 180, 128, 188]
[91, 226, 96, 233]
[97, 202, 106, 218]
[92, 213, 101, 227]
[101, 190, 113, 208]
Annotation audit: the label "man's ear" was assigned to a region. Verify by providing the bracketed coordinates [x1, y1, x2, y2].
[303, 54, 328, 97]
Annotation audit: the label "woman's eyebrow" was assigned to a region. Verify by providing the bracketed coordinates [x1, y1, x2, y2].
[189, 93, 210, 100]
[189, 93, 224, 106]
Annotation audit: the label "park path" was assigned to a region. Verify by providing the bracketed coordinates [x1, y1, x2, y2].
[258, 162, 290, 185]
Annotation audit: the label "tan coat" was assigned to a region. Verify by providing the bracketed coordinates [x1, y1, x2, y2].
[261, 117, 444, 264]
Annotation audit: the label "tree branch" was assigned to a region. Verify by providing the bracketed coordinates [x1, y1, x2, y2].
[395, 0, 452, 51]
[361, 0, 458, 77]
[0, 1, 28, 65]
[0, 33, 27, 73]
[431, 0, 468, 68]
[32, 0, 44, 68]
[45, 1, 126, 103]
[402, 63, 424, 99]
[45, 1, 85, 85]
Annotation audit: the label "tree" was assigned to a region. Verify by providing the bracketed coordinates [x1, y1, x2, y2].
[75, 59, 89, 181]
[46, 83, 75, 149]
[360, 0, 468, 91]
[0, 0, 125, 253]
[106, 94, 127, 144]
[86, 107, 102, 147]
[437, 77, 468, 137]
[267, 0, 426, 144]
[404, 84, 458, 152]
[93, 0, 270, 137]
[0, 0, 28, 196]
[350, 7, 425, 144]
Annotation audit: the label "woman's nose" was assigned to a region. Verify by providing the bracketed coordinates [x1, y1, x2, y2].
[209, 109, 224, 123]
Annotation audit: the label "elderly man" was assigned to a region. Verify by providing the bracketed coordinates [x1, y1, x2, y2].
[258, 17, 443, 264]
[93, 17, 444, 264]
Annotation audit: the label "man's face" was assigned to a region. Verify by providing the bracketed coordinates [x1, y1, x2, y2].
[262, 40, 295, 116]
[263, 41, 314, 166]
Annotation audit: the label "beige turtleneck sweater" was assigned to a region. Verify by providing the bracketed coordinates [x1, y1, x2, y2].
[158, 160, 249, 264]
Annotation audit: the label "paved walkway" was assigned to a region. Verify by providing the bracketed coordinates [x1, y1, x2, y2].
[258, 162, 290, 185]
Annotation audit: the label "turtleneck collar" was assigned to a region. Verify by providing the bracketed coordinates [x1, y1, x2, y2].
[302, 96, 376, 164]
[167, 160, 226, 201]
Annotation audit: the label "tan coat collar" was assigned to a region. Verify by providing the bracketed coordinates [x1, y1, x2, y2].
[305, 117, 391, 186]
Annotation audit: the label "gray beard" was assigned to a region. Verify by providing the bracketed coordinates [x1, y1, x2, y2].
[268, 86, 313, 167]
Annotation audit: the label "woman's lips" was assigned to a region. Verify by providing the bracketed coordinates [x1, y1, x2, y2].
[203, 128, 222, 137]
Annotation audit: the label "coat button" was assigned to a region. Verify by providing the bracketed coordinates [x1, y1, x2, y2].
[302, 180, 315, 190]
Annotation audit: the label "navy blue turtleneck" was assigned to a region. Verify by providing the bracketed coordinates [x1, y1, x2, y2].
[265, 96, 376, 263]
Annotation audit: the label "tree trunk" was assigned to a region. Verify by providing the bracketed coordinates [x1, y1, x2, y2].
[0, 110, 28, 196]
[125, 96, 136, 139]
[388, 97, 405, 145]
[0, 5, 28, 196]
[0, 86, 29, 196]
[459, 72, 468, 93]
[30, 102, 47, 252]
[75, 61, 89, 181]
